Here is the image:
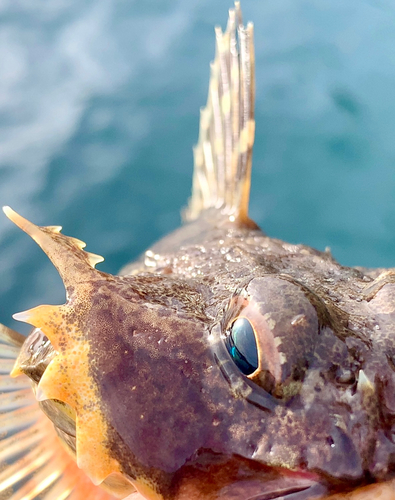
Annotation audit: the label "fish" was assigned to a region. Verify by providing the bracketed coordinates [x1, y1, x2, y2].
[1, 2, 395, 500]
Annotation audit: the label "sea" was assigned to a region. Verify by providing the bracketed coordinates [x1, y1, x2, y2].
[0, 0, 394, 332]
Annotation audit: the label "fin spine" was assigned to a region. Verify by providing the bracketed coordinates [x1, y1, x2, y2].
[185, 2, 256, 225]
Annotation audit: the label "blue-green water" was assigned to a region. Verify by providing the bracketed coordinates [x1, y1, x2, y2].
[1, 0, 395, 332]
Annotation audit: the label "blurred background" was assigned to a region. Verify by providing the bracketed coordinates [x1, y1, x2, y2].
[0, 0, 395, 332]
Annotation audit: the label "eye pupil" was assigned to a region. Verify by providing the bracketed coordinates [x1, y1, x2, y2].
[224, 317, 258, 376]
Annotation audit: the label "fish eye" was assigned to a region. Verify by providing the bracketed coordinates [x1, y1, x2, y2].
[219, 276, 323, 400]
[224, 317, 259, 376]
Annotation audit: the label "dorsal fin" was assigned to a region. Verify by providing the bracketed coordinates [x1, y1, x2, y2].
[185, 2, 255, 225]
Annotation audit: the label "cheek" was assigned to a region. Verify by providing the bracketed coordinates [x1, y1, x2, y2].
[89, 326, 219, 474]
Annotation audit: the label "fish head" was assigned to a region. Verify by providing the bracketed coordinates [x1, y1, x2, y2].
[6, 206, 395, 500]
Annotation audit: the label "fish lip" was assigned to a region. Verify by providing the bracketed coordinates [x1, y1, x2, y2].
[172, 451, 325, 500]
[220, 475, 325, 500]
[243, 481, 325, 500]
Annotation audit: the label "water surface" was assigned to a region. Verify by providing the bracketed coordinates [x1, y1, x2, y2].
[1, 0, 395, 331]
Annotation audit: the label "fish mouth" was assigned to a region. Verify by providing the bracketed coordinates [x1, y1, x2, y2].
[168, 453, 326, 500]
[217, 478, 324, 500]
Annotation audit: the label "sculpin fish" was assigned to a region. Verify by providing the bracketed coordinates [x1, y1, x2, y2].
[1, 3, 395, 500]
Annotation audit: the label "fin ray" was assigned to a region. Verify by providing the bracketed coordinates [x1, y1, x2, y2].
[0, 323, 26, 348]
[0, 388, 34, 411]
[0, 423, 45, 462]
[185, 2, 255, 225]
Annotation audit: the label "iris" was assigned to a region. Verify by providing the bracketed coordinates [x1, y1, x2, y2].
[224, 317, 258, 376]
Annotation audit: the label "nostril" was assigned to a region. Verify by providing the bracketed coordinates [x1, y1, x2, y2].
[335, 367, 356, 386]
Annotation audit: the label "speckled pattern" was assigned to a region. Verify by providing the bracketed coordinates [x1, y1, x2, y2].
[106, 214, 395, 496]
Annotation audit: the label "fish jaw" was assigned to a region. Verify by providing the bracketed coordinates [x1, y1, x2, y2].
[131, 479, 395, 500]
[161, 456, 325, 500]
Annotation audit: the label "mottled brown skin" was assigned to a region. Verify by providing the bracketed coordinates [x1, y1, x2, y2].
[75, 212, 395, 497]
[15, 209, 395, 499]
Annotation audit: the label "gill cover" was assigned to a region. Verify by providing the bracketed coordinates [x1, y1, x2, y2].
[3, 206, 123, 488]
[0, 323, 126, 500]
